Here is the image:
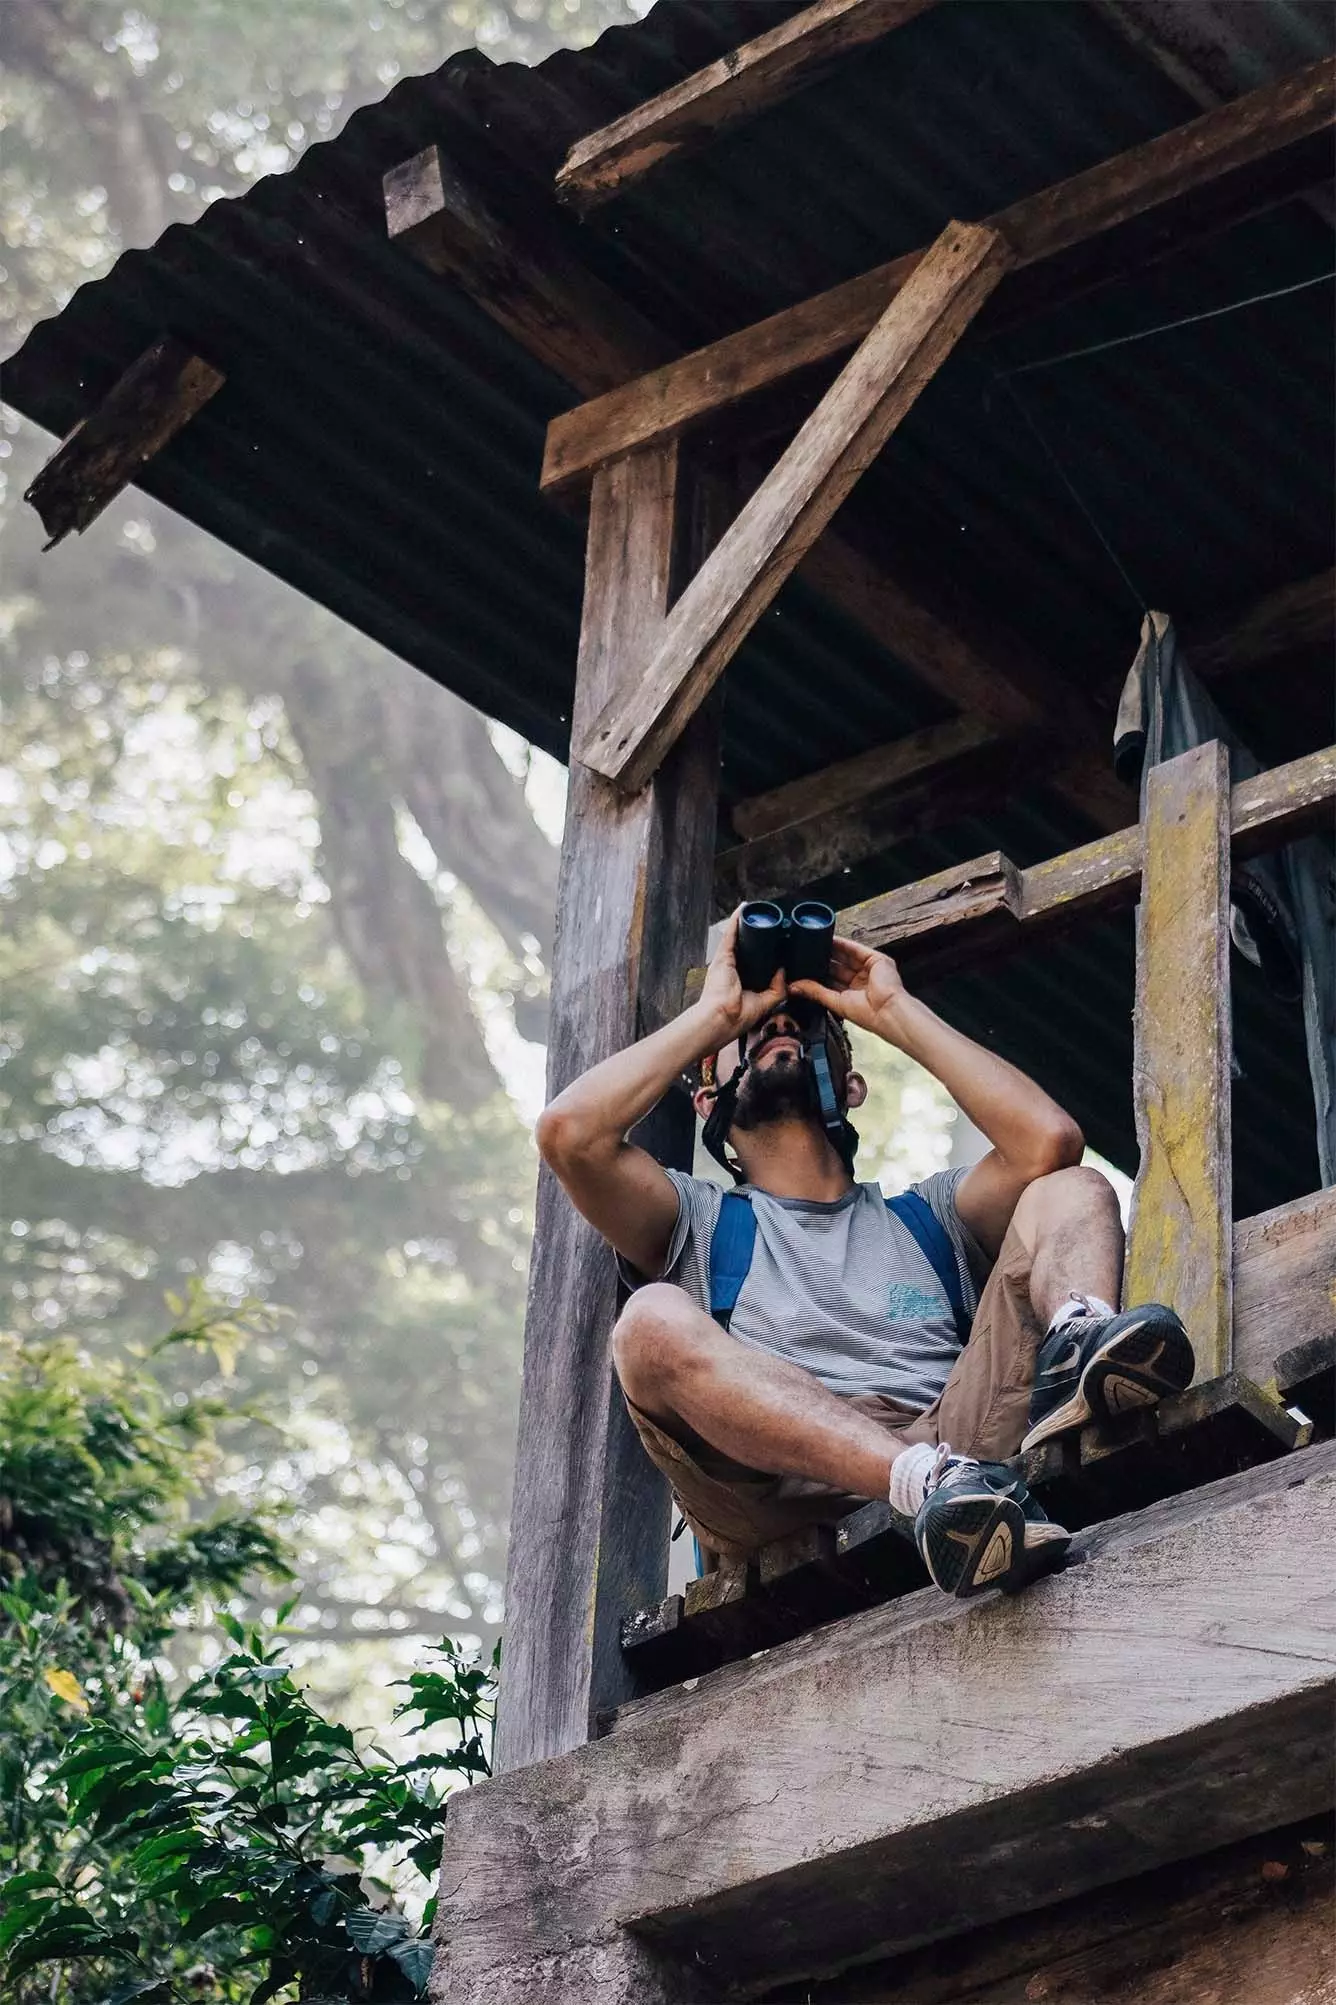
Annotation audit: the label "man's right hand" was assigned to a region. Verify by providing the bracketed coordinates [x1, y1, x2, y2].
[698, 908, 789, 1048]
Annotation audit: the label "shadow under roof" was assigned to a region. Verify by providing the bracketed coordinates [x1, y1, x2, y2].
[5, 0, 1332, 1211]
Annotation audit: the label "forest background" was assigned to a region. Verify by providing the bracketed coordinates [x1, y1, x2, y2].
[2, 0, 985, 1728]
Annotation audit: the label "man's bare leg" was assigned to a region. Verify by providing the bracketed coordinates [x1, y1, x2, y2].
[1007, 1165, 1125, 1322]
[613, 1283, 908, 1503]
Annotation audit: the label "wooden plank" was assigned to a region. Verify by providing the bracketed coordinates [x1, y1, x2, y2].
[23, 338, 223, 549]
[1190, 566, 1336, 683]
[1125, 741, 1233, 1381]
[381, 144, 1118, 830]
[1233, 1186, 1336, 1388]
[556, 0, 938, 210]
[575, 222, 1011, 792]
[435, 1450, 1336, 2003]
[492, 441, 721, 1774]
[714, 721, 1017, 907]
[732, 714, 997, 842]
[383, 143, 669, 399]
[540, 57, 1335, 493]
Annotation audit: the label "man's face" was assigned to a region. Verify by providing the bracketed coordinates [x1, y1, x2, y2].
[711, 1003, 853, 1131]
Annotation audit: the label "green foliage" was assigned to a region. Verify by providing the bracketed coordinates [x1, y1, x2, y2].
[0, 1305, 493, 2004]
[2, 1616, 494, 2005]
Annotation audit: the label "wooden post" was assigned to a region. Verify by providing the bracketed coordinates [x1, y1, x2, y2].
[1126, 739, 1233, 1380]
[493, 443, 721, 1773]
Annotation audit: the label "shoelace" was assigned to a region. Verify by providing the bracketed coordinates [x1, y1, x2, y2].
[922, 1443, 963, 1498]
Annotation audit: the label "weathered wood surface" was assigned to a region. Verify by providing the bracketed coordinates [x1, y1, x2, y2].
[714, 730, 1022, 908]
[689, 742, 1336, 1000]
[1125, 742, 1233, 1381]
[1189, 565, 1336, 684]
[434, 1448, 1336, 2003]
[1234, 1186, 1336, 1390]
[383, 143, 668, 399]
[555, 0, 937, 210]
[492, 442, 720, 1774]
[772, 1815, 1335, 2004]
[541, 58, 1335, 491]
[23, 337, 223, 548]
[575, 223, 1011, 793]
[379, 139, 1126, 846]
[622, 1364, 1301, 1698]
[1275, 1332, 1336, 1440]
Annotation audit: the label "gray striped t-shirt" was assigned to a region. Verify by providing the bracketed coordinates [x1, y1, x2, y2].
[651, 1167, 991, 1410]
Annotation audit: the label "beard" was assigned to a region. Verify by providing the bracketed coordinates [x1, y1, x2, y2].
[730, 1045, 821, 1131]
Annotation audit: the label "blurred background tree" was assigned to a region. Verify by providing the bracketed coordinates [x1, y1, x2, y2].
[1, 0, 952, 1719]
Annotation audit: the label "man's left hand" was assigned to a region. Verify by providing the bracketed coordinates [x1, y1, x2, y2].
[790, 935, 909, 1042]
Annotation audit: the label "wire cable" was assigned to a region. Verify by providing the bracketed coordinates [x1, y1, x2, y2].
[999, 268, 1336, 379]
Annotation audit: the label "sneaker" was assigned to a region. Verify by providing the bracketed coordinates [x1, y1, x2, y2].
[908, 1455, 1071, 1599]
[1021, 1303, 1194, 1455]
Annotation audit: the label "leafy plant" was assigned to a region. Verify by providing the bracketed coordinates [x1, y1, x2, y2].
[1, 1621, 494, 2004]
[1, 1310, 494, 2003]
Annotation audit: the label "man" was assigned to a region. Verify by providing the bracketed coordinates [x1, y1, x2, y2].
[536, 913, 1192, 1599]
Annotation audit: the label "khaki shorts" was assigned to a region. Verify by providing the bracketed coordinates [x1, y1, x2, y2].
[624, 1217, 1045, 1560]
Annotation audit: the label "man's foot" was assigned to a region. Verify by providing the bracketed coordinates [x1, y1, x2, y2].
[1021, 1303, 1194, 1454]
[903, 1456, 1071, 1599]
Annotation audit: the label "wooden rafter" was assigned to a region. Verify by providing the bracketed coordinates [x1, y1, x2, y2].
[555, 0, 938, 211]
[541, 56, 1335, 493]
[574, 222, 1012, 791]
[716, 568, 1335, 904]
[383, 141, 1135, 835]
[23, 337, 224, 549]
[687, 743, 1336, 1000]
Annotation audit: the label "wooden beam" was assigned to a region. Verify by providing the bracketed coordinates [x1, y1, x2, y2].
[493, 443, 721, 1774]
[541, 57, 1335, 493]
[383, 142, 669, 398]
[1125, 740, 1233, 1380]
[575, 222, 1011, 792]
[555, 0, 937, 211]
[1233, 1187, 1336, 1391]
[23, 338, 223, 549]
[714, 725, 1023, 909]
[690, 743, 1336, 999]
[1190, 566, 1336, 683]
[381, 142, 1118, 833]
[733, 713, 999, 842]
[435, 1449, 1336, 2002]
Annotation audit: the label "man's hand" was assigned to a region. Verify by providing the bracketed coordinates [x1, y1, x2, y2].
[700, 908, 789, 1046]
[790, 935, 909, 1042]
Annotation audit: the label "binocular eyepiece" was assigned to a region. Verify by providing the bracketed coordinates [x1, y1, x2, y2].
[734, 900, 836, 992]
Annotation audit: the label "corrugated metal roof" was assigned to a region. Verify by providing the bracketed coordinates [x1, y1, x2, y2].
[4, 0, 1332, 1212]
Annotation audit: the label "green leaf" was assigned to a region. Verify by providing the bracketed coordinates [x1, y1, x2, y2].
[389, 1936, 435, 1993]
[1, 1872, 60, 1896]
[344, 1907, 412, 1956]
[105, 1981, 171, 2005]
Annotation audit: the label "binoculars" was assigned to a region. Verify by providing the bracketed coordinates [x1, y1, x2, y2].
[734, 900, 836, 992]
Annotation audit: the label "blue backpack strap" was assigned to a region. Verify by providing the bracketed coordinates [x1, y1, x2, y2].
[887, 1190, 971, 1345]
[708, 1190, 756, 1331]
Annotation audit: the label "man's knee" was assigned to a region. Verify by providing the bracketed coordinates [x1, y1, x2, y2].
[1012, 1163, 1121, 1237]
[612, 1283, 713, 1403]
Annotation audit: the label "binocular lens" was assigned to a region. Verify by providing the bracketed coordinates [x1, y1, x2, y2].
[734, 899, 836, 991]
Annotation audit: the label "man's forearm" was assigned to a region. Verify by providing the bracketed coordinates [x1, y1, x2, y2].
[873, 993, 1081, 1171]
[541, 998, 730, 1154]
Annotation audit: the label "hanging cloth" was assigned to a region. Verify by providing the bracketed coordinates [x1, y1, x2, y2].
[1114, 611, 1336, 1182]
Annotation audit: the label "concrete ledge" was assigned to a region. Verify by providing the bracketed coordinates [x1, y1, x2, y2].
[431, 1445, 1336, 2003]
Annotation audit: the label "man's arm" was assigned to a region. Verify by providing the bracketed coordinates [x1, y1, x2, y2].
[793, 938, 1083, 1257]
[536, 914, 784, 1277]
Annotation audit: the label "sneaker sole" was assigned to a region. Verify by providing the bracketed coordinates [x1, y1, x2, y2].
[921, 1491, 1069, 1599]
[1020, 1313, 1194, 1454]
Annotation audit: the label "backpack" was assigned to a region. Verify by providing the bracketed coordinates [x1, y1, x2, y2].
[707, 1186, 972, 1347]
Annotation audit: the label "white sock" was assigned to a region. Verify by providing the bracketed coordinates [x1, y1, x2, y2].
[889, 1440, 948, 1517]
[1048, 1292, 1116, 1333]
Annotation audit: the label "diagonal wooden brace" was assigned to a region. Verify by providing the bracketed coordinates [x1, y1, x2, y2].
[574, 219, 1011, 795]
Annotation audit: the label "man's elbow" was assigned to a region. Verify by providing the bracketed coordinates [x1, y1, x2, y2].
[1028, 1115, 1085, 1177]
[535, 1096, 607, 1175]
